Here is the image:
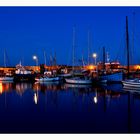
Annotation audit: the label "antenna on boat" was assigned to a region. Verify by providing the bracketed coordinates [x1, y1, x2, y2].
[126, 16, 130, 77]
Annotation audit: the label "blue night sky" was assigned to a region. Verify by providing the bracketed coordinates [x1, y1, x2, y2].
[0, 7, 140, 66]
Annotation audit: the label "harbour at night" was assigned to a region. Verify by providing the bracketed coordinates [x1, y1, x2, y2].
[0, 6, 140, 134]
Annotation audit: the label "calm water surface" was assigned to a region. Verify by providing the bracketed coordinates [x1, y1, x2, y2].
[0, 81, 140, 133]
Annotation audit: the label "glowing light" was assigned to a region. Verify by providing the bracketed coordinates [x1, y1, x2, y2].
[33, 55, 38, 66]
[137, 65, 140, 70]
[34, 93, 38, 104]
[94, 96, 98, 104]
[93, 53, 97, 58]
[89, 65, 94, 70]
[0, 83, 3, 94]
[87, 65, 96, 70]
[33, 55, 37, 60]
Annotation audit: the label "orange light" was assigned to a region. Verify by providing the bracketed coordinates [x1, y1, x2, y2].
[87, 65, 96, 70]
[0, 83, 3, 94]
[137, 65, 140, 70]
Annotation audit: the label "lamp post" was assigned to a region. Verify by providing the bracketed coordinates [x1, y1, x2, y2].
[93, 53, 97, 65]
[33, 55, 38, 66]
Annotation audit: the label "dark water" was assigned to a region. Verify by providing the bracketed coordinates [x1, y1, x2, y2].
[0, 81, 140, 133]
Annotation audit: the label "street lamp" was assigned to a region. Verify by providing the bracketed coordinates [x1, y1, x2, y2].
[93, 53, 97, 65]
[33, 55, 38, 66]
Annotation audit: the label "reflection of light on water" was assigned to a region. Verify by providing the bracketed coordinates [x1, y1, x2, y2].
[0, 83, 3, 94]
[93, 89, 98, 104]
[34, 93, 38, 104]
[94, 96, 98, 104]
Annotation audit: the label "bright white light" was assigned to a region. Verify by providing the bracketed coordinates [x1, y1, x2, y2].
[33, 55, 37, 60]
[34, 93, 38, 104]
[94, 96, 98, 104]
[93, 53, 97, 58]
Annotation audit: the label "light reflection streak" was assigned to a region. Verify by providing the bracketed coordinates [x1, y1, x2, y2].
[34, 93, 38, 105]
[0, 83, 3, 94]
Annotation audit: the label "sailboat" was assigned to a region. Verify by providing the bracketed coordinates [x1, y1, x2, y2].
[65, 27, 92, 85]
[122, 16, 140, 88]
[0, 50, 14, 81]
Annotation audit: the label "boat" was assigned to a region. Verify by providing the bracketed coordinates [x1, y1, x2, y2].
[65, 77, 92, 85]
[0, 76, 13, 81]
[98, 46, 123, 83]
[35, 76, 60, 82]
[122, 16, 138, 88]
[0, 50, 14, 81]
[99, 72, 123, 83]
[14, 63, 35, 82]
[122, 79, 140, 88]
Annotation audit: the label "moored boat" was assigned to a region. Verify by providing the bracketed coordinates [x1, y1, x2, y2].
[65, 77, 92, 85]
[122, 79, 140, 88]
[14, 63, 35, 82]
[0, 76, 13, 81]
[99, 72, 123, 83]
[35, 76, 60, 82]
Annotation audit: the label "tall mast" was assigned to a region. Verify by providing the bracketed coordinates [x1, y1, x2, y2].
[44, 50, 46, 66]
[126, 16, 130, 76]
[103, 46, 106, 71]
[132, 12, 135, 65]
[87, 29, 90, 65]
[72, 26, 76, 71]
[4, 49, 6, 68]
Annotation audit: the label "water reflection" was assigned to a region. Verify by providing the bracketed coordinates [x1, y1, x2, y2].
[15, 83, 32, 96]
[0, 81, 13, 94]
[34, 93, 38, 105]
[93, 89, 98, 104]
[0, 81, 140, 132]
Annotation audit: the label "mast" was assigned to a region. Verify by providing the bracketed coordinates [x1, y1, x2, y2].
[103, 46, 106, 72]
[88, 29, 90, 65]
[54, 52, 56, 66]
[44, 50, 46, 66]
[4, 49, 6, 68]
[132, 12, 135, 65]
[72, 26, 76, 71]
[126, 16, 130, 76]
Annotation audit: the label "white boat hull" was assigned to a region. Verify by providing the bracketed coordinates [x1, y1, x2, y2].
[0, 77, 14, 81]
[65, 78, 92, 85]
[35, 77, 60, 82]
[122, 80, 140, 88]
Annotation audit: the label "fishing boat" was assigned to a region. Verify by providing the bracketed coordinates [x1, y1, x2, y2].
[14, 63, 35, 82]
[99, 46, 123, 83]
[99, 72, 123, 83]
[57, 68, 72, 78]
